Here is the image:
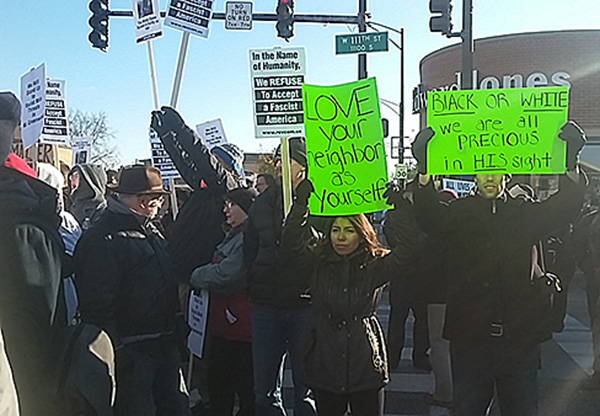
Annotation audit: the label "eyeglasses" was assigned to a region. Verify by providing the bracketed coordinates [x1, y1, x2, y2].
[140, 194, 164, 208]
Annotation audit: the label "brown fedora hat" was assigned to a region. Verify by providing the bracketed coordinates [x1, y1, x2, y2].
[115, 165, 168, 195]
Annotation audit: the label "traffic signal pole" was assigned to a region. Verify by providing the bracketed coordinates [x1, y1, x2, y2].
[461, 0, 473, 89]
[358, 0, 368, 80]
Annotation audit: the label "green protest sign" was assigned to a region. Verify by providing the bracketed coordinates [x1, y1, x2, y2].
[303, 78, 391, 215]
[426, 86, 569, 175]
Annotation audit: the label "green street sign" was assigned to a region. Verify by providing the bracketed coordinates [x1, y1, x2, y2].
[335, 32, 389, 55]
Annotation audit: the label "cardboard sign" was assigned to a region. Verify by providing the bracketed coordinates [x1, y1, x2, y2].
[40, 79, 69, 146]
[20, 63, 46, 149]
[249, 46, 306, 139]
[303, 78, 391, 216]
[441, 178, 475, 198]
[165, 0, 215, 38]
[225, 1, 252, 30]
[426, 86, 569, 175]
[149, 129, 180, 179]
[187, 290, 209, 358]
[131, 0, 163, 43]
[195, 118, 228, 149]
[71, 136, 93, 166]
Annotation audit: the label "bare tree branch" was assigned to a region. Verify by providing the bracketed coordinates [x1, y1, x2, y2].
[69, 109, 121, 169]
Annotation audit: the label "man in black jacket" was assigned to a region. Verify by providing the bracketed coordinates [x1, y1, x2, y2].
[243, 138, 317, 416]
[409, 122, 586, 416]
[74, 165, 190, 416]
[0, 91, 65, 415]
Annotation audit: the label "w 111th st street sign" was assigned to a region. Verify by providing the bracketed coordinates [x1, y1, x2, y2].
[335, 32, 389, 55]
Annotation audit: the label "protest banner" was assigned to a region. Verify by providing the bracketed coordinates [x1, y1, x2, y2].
[131, 0, 163, 43]
[426, 86, 569, 175]
[249, 46, 306, 139]
[149, 129, 180, 179]
[441, 178, 475, 198]
[71, 136, 93, 166]
[195, 118, 228, 149]
[165, 0, 215, 38]
[187, 290, 209, 358]
[40, 79, 69, 146]
[20, 63, 46, 149]
[303, 78, 391, 216]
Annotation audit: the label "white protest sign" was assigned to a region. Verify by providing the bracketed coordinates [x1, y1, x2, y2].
[149, 129, 180, 179]
[225, 1, 253, 30]
[441, 178, 476, 198]
[187, 290, 209, 358]
[40, 79, 69, 145]
[71, 136, 93, 166]
[20, 63, 46, 149]
[131, 0, 163, 43]
[165, 0, 215, 38]
[195, 118, 228, 149]
[249, 46, 306, 139]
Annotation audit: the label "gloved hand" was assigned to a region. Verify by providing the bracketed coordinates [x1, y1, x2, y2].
[558, 121, 586, 170]
[150, 106, 187, 138]
[295, 179, 314, 206]
[383, 182, 404, 207]
[411, 127, 435, 174]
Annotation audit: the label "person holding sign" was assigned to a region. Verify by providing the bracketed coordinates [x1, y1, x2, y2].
[408, 122, 586, 416]
[243, 138, 318, 416]
[280, 180, 405, 416]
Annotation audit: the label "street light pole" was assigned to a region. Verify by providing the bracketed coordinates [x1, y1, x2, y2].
[399, 27, 404, 162]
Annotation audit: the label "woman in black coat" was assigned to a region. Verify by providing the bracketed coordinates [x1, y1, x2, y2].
[281, 181, 401, 416]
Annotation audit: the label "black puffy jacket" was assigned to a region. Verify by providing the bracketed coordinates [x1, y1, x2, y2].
[0, 166, 65, 415]
[74, 198, 180, 346]
[414, 174, 585, 346]
[158, 119, 244, 282]
[243, 184, 316, 306]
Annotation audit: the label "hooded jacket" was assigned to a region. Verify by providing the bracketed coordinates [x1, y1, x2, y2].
[413, 174, 585, 347]
[74, 197, 180, 347]
[67, 164, 107, 229]
[0, 165, 65, 415]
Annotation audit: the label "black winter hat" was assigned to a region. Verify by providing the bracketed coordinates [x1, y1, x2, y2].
[274, 137, 307, 167]
[0, 92, 20, 123]
[224, 187, 258, 214]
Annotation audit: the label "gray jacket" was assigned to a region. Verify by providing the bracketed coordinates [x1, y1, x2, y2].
[190, 225, 247, 296]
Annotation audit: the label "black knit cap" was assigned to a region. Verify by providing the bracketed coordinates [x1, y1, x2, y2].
[0, 92, 20, 122]
[224, 187, 258, 214]
[274, 137, 307, 167]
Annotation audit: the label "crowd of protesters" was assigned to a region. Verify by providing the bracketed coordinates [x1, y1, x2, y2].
[1, 87, 600, 416]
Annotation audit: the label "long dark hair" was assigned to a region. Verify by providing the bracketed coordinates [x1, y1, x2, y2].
[314, 214, 388, 259]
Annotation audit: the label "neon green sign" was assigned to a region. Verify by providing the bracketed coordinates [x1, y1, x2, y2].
[426, 86, 568, 175]
[303, 78, 391, 215]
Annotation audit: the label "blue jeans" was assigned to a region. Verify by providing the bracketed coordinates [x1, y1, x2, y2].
[251, 305, 316, 416]
[451, 339, 539, 416]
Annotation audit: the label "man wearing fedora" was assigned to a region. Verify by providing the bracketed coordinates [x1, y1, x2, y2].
[74, 165, 190, 416]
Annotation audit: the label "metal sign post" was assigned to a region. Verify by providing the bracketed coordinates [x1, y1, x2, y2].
[280, 137, 292, 216]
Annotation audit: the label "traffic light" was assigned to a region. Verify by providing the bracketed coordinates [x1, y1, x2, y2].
[429, 0, 453, 36]
[276, 0, 294, 41]
[88, 0, 109, 52]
